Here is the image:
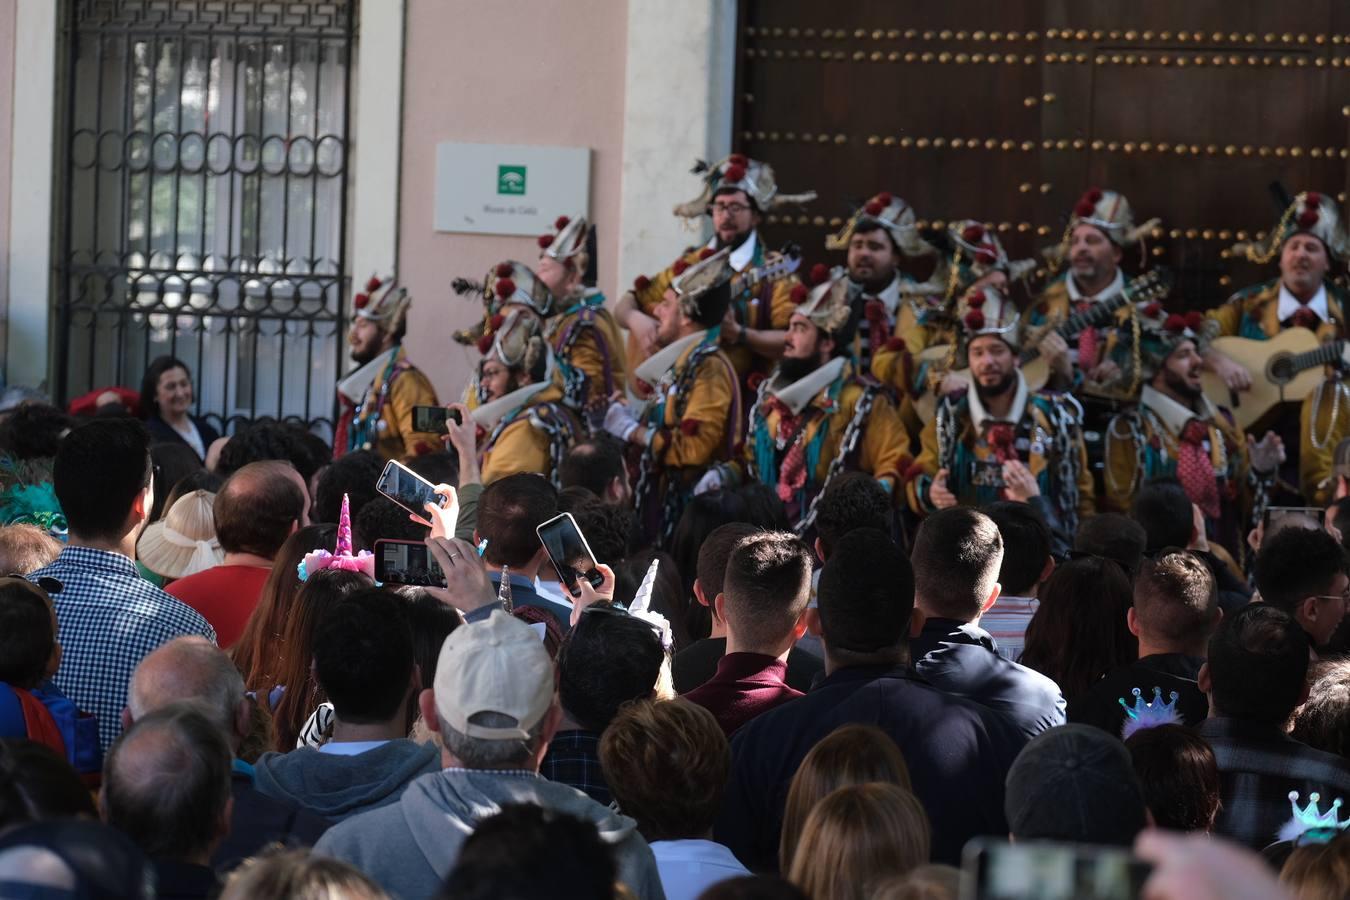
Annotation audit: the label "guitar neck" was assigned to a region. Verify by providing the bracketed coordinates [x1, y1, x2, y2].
[1286, 339, 1350, 375]
[1020, 295, 1129, 364]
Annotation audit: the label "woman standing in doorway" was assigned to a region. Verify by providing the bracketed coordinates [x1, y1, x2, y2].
[140, 356, 220, 462]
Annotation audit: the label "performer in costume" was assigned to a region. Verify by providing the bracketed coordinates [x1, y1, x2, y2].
[470, 306, 583, 487]
[336, 276, 441, 460]
[1105, 308, 1283, 561]
[604, 249, 744, 546]
[697, 266, 910, 534]
[1029, 187, 1162, 400]
[907, 277, 1093, 535]
[615, 154, 814, 385]
[1206, 191, 1350, 504]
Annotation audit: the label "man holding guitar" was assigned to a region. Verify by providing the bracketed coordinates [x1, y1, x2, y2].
[614, 154, 814, 388]
[1204, 191, 1350, 503]
[906, 279, 1094, 536]
[1027, 187, 1162, 399]
[1105, 308, 1282, 561]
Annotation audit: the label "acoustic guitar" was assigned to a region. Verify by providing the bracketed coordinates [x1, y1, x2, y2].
[910, 270, 1171, 424]
[1199, 327, 1345, 430]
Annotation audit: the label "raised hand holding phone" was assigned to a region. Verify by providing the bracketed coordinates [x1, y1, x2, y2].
[423, 536, 495, 616]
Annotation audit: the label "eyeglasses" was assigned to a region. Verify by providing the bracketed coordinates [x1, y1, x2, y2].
[1311, 590, 1350, 605]
[709, 202, 751, 217]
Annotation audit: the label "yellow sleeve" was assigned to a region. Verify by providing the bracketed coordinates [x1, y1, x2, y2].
[566, 326, 624, 403]
[479, 418, 551, 485]
[389, 369, 442, 458]
[651, 356, 737, 469]
[1205, 299, 1243, 338]
[1075, 431, 1097, 520]
[905, 415, 941, 516]
[1102, 416, 1140, 513]
[857, 391, 908, 494]
[1300, 385, 1348, 506]
[765, 277, 800, 330]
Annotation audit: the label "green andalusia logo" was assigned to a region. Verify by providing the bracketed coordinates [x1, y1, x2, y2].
[497, 165, 527, 195]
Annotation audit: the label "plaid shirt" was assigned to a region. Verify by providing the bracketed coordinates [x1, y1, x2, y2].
[1198, 716, 1350, 849]
[540, 729, 610, 807]
[32, 546, 217, 752]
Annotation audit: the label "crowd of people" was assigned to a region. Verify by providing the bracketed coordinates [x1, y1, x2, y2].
[5, 149, 1350, 898]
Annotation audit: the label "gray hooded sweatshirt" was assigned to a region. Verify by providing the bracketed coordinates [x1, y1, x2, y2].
[252, 740, 441, 822]
[314, 767, 666, 900]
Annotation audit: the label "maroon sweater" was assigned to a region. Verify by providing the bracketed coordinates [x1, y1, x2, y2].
[682, 652, 803, 736]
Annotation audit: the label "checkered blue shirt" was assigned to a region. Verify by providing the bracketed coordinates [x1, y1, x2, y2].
[31, 546, 217, 751]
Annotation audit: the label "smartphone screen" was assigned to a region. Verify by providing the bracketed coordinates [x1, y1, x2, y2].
[374, 539, 446, 587]
[377, 460, 446, 517]
[413, 405, 461, 435]
[536, 512, 604, 598]
[961, 839, 1150, 900]
[1264, 505, 1323, 531]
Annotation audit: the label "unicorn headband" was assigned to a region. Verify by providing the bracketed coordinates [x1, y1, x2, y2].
[298, 494, 375, 581]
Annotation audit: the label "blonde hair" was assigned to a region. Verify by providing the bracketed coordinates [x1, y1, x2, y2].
[220, 849, 389, 900]
[779, 724, 911, 870]
[787, 783, 931, 900]
[1282, 833, 1350, 900]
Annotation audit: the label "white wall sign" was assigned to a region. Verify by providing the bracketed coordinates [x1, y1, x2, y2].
[434, 142, 591, 236]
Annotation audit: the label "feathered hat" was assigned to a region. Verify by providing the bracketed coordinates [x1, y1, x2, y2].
[298, 494, 375, 581]
[1136, 302, 1209, 382]
[791, 265, 858, 342]
[954, 284, 1023, 361]
[352, 274, 411, 333]
[1045, 187, 1161, 267]
[538, 214, 590, 266]
[673, 154, 816, 219]
[478, 305, 549, 376]
[672, 247, 736, 326]
[947, 220, 1038, 290]
[825, 190, 939, 259]
[1230, 190, 1350, 266]
[485, 260, 557, 319]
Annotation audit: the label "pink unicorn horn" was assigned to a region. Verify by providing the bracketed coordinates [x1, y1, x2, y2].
[336, 494, 353, 556]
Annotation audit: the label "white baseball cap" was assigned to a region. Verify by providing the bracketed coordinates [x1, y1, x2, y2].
[433, 609, 555, 740]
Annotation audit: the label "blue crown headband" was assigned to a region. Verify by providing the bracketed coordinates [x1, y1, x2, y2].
[1118, 686, 1183, 740]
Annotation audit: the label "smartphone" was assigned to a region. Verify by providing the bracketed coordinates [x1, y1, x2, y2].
[376, 459, 449, 518]
[413, 405, 462, 435]
[1264, 505, 1323, 531]
[960, 839, 1151, 900]
[374, 539, 447, 588]
[969, 459, 1006, 489]
[536, 512, 604, 599]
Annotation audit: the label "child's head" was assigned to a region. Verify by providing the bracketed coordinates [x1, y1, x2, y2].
[0, 578, 60, 689]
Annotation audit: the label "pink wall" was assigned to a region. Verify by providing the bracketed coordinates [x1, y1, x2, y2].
[397, 0, 629, 403]
[0, 0, 14, 353]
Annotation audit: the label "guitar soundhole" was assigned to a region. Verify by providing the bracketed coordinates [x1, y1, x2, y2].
[1268, 354, 1295, 385]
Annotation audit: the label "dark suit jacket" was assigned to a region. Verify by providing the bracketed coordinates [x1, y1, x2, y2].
[146, 414, 221, 461]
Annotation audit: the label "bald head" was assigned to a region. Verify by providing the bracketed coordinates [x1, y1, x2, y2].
[128, 637, 247, 748]
[103, 704, 232, 861]
[214, 460, 307, 557]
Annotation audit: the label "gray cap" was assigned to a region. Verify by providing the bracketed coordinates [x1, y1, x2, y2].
[1005, 724, 1148, 847]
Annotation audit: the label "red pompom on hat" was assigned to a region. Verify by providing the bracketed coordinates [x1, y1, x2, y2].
[353, 293, 369, 310]
[495, 278, 516, 298]
[554, 215, 570, 229]
[1163, 313, 1187, 333]
[864, 201, 884, 217]
[874, 192, 894, 206]
[679, 418, 701, 436]
[966, 293, 985, 309]
[1075, 200, 1097, 218]
[1143, 302, 1163, 318]
[728, 153, 748, 167]
[1185, 311, 1205, 331]
[672, 259, 690, 275]
[808, 263, 830, 285]
[746, 371, 766, 392]
[489, 313, 504, 330]
[722, 164, 747, 183]
[790, 284, 809, 304]
[975, 250, 997, 266]
[964, 310, 986, 330]
[365, 276, 382, 292]
[698, 247, 716, 260]
[1298, 209, 1319, 230]
[495, 263, 514, 278]
[1306, 192, 1323, 206]
[1085, 187, 1104, 203]
[476, 333, 493, 354]
[884, 336, 907, 352]
[633, 275, 651, 292]
[961, 224, 985, 243]
[537, 234, 555, 249]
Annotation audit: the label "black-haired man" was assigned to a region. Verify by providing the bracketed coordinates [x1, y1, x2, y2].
[1254, 525, 1350, 655]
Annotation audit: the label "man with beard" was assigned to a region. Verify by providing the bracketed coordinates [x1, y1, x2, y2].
[469, 305, 582, 486]
[1105, 309, 1283, 559]
[1206, 192, 1350, 504]
[907, 280, 1094, 536]
[693, 267, 909, 534]
[336, 277, 441, 460]
[1027, 188, 1161, 399]
[604, 249, 742, 546]
[615, 155, 814, 385]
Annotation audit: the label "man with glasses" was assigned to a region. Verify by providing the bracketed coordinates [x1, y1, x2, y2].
[615, 154, 815, 385]
[1253, 524, 1350, 657]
